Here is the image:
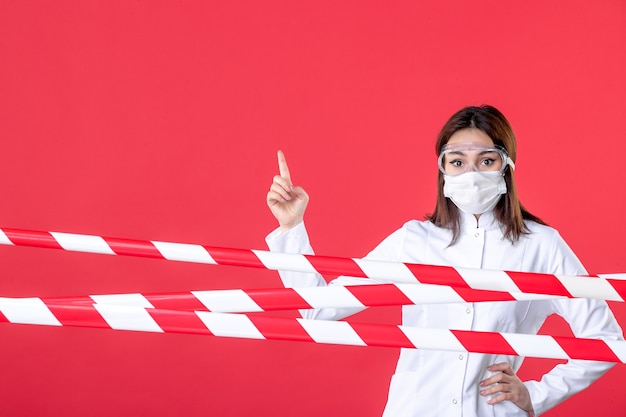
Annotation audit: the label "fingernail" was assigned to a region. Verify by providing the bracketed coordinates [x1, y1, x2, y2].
[480, 390, 485, 395]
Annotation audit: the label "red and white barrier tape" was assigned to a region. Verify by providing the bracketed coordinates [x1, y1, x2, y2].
[1, 227, 625, 301]
[0, 283, 561, 316]
[0, 299, 623, 362]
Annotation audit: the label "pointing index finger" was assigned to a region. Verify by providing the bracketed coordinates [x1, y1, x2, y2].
[277, 150, 292, 182]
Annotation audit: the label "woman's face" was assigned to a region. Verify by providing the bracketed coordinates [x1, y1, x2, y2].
[439, 128, 505, 176]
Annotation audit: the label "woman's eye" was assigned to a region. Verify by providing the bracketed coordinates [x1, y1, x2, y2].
[450, 160, 463, 167]
[481, 158, 496, 166]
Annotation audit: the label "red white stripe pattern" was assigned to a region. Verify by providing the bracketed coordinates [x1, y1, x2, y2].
[0, 227, 625, 301]
[0, 284, 561, 317]
[0, 299, 624, 362]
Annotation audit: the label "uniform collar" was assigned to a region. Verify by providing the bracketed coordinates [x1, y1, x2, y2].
[459, 209, 500, 232]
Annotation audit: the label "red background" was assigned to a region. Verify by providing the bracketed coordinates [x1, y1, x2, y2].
[0, 1, 625, 416]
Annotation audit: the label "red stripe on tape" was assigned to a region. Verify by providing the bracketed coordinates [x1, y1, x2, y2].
[3, 229, 63, 250]
[451, 329, 518, 356]
[43, 298, 111, 328]
[506, 271, 573, 297]
[104, 237, 163, 259]
[454, 287, 516, 302]
[45, 296, 94, 306]
[348, 284, 414, 307]
[246, 288, 312, 311]
[607, 279, 626, 302]
[249, 315, 314, 343]
[145, 294, 208, 312]
[148, 309, 213, 335]
[304, 255, 366, 278]
[406, 264, 470, 288]
[554, 336, 621, 362]
[205, 246, 265, 268]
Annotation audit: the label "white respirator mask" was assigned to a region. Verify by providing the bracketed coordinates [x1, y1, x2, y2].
[443, 171, 507, 214]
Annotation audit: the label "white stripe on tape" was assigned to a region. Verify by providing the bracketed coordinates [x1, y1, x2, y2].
[502, 333, 568, 360]
[558, 275, 624, 302]
[353, 258, 417, 283]
[397, 283, 466, 304]
[457, 267, 522, 294]
[93, 304, 163, 332]
[91, 293, 154, 308]
[196, 312, 265, 339]
[252, 250, 318, 274]
[192, 290, 263, 313]
[605, 339, 626, 363]
[400, 327, 465, 352]
[151, 241, 216, 264]
[297, 318, 367, 346]
[294, 286, 365, 309]
[0, 230, 14, 245]
[0, 297, 61, 326]
[510, 292, 563, 301]
[50, 232, 116, 255]
[599, 273, 626, 280]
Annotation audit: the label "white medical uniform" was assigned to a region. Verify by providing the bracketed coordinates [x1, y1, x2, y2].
[266, 210, 623, 416]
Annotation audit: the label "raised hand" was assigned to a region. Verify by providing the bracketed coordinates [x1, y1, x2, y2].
[266, 150, 309, 232]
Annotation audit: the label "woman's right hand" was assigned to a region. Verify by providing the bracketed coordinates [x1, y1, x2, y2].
[266, 150, 309, 232]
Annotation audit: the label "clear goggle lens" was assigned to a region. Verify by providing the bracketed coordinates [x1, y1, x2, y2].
[438, 143, 515, 176]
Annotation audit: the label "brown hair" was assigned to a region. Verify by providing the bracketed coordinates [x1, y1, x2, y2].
[426, 105, 545, 244]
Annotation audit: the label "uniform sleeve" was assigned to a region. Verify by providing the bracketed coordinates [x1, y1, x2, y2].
[266, 222, 325, 289]
[524, 230, 624, 416]
[265, 221, 409, 320]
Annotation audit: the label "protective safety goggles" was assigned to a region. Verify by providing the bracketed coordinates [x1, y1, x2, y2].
[438, 143, 515, 177]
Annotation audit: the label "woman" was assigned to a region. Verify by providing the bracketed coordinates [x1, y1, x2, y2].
[265, 105, 622, 416]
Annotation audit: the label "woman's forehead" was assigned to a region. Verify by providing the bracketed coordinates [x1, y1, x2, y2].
[447, 128, 494, 147]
